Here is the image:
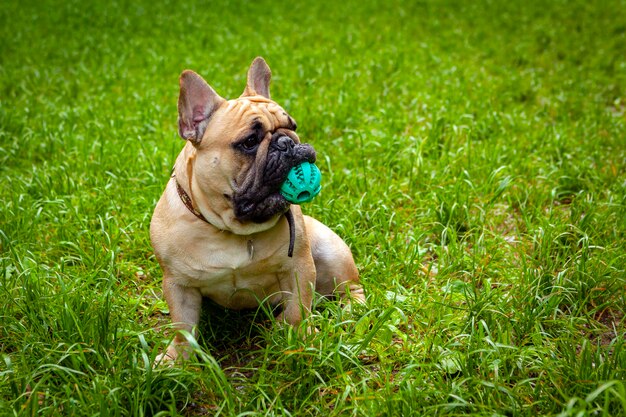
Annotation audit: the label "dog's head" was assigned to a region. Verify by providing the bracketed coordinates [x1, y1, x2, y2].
[176, 57, 316, 233]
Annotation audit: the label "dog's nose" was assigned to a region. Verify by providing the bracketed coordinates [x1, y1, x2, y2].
[273, 135, 295, 152]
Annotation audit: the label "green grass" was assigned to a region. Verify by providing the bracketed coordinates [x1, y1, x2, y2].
[1, 0, 625, 415]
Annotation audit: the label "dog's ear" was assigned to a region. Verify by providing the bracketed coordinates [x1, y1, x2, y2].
[178, 70, 224, 145]
[242, 57, 271, 99]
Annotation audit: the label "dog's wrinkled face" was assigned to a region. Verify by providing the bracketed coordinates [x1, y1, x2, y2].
[176, 58, 316, 231]
[225, 97, 316, 223]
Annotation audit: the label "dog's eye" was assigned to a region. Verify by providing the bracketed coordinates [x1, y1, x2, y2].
[241, 135, 260, 152]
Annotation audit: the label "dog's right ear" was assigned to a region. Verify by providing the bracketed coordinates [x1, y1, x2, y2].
[242, 57, 271, 99]
[178, 70, 225, 145]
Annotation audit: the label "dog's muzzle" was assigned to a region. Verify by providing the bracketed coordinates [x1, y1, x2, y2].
[233, 135, 316, 223]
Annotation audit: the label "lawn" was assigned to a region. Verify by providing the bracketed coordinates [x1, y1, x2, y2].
[1, 0, 625, 415]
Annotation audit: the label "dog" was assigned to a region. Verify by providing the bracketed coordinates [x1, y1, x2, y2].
[150, 57, 365, 361]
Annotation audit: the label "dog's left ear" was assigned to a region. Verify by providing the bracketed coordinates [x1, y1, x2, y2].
[242, 57, 271, 99]
[178, 70, 225, 145]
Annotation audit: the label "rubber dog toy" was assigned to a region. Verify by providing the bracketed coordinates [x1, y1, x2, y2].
[280, 161, 322, 204]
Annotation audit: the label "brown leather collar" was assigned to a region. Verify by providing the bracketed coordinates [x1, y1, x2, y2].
[174, 175, 209, 223]
[172, 173, 295, 257]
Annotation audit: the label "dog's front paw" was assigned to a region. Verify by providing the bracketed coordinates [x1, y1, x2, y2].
[153, 343, 180, 367]
[154, 352, 176, 367]
[153, 342, 194, 367]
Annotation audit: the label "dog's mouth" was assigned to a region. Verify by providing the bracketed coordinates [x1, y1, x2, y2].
[233, 137, 316, 224]
[236, 192, 289, 223]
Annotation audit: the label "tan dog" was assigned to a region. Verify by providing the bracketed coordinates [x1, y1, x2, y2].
[150, 57, 365, 361]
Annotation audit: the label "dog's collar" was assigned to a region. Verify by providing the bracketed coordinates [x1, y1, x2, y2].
[173, 174, 209, 223]
[172, 173, 296, 257]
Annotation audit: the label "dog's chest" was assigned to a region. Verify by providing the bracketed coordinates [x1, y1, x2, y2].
[173, 234, 290, 308]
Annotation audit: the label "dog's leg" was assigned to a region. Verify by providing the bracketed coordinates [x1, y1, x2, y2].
[276, 260, 316, 327]
[305, 216, 366, 305]
[156, 279, 202, 363]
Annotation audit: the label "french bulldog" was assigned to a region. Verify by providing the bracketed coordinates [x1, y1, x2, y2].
[150, 57, 365, 361]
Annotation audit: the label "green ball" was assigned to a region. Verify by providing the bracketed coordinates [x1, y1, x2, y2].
[280, 161, 322, 204]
